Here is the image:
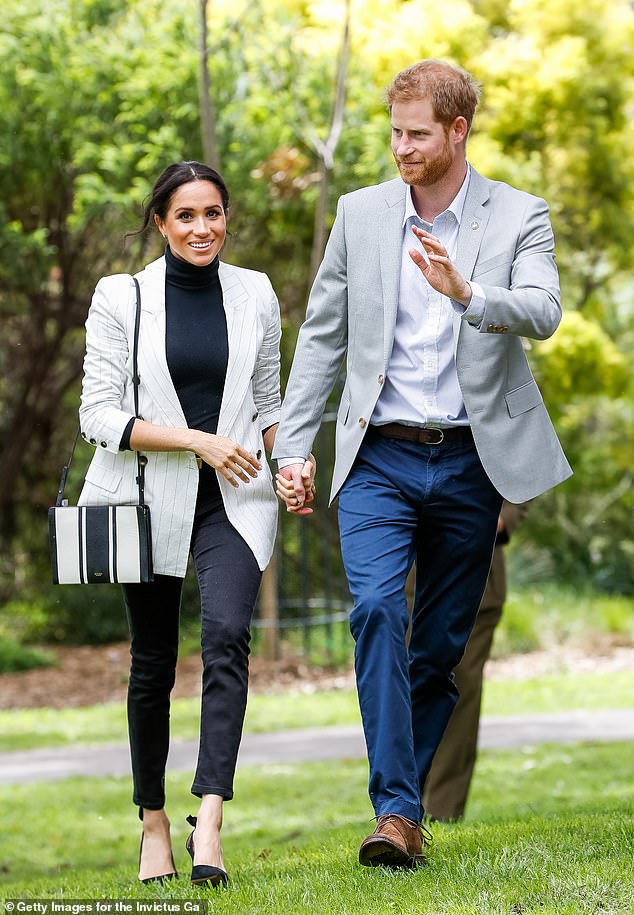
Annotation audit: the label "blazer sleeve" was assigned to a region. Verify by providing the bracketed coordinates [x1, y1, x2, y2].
[272, 195, 349, 460]
[79, 274, 137, 454]
[253, 278, 282, 433]
[465, 194, 562, 341]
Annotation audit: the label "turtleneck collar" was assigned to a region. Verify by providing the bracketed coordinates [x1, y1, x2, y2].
[165, 244, 220, 289]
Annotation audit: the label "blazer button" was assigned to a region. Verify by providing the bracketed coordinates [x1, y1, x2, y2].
[100, 441, 108, 448]
[256, 449, 262, 460]
[358, 417, 367, 428]
[252, 412, 259, 422]
[89, 438, 96, 445]
[378, 374, 384, 384]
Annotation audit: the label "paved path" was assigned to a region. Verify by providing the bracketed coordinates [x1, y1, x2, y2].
[1, 710, 633, 786]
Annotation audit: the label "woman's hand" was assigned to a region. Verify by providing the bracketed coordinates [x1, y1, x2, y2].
[193, 431, 262, 488]
[127, 420, 261, 488]
[303, 453, 317, 501]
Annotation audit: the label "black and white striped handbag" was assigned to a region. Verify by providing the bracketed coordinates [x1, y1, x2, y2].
[48, 277, 153, 584]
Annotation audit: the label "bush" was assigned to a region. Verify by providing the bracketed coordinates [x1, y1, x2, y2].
[0, 637, 56, 673]
[0, 563, 203, 646]
[1, 590, 128, 645]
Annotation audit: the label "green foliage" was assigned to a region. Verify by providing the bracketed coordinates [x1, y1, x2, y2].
[491, 600, 542, 656]
[531, 312, 628, 406]
[1, 588, 129, 645]
[495, 583, 634, 656]
[0, 0, 633, 627]
[0, 637, 55, 673]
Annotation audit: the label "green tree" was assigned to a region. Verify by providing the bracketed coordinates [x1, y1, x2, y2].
[0, 0, 201, 611]
[463, 0, 634, 590]
[1, 0, 633, 644]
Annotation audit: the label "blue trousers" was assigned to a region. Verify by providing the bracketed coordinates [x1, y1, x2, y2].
[338, 430, 502, 823]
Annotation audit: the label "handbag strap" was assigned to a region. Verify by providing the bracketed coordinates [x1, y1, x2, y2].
[56, 276, 146, 507]
[55, 426, 82, 507]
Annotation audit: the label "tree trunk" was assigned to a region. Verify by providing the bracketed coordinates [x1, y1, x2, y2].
[258, 547, 280, 660]
[307, 0, 351, 287]
[309, 157, 330, 285]
[198, 0, 220, 170]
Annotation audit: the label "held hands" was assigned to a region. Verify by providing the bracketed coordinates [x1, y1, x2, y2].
[409, 225, 472, 306]
[275, 454, 317, 515]
[193, 431, 261, 488]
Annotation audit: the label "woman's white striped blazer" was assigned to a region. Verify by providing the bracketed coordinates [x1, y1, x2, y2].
[78, 255, 281, 575]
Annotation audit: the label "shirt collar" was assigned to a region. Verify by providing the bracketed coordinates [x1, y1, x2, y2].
[402, 163, 472, 228]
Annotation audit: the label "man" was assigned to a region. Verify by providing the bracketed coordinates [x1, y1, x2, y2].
[422, 500, 528, 822]
[273, 59, 571, 868]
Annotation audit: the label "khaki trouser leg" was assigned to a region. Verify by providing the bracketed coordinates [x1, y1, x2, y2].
[422, 600, 503, 821]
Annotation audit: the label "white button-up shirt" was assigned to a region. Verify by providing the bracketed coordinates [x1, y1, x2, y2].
[371, 167, 484, 428]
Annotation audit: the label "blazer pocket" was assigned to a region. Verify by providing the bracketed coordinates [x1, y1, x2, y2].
[505, 380, 543, 418]
[84, 463, 124, 493]
[472, 253, 513, 279]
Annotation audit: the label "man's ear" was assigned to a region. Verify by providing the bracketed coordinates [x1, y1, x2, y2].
[451, 116, 469, 145]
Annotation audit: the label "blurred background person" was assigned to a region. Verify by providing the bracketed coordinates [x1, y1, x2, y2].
[421, 500, 528, 821]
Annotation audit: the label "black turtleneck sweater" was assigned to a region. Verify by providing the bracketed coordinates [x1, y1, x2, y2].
[120, 245, 229, 518]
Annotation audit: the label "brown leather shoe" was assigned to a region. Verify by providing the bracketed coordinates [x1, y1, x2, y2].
[358, 814, 430, 868]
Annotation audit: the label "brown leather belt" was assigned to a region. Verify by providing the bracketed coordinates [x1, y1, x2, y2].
[370, 423, 473, 445]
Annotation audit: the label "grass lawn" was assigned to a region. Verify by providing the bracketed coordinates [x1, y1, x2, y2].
[1, 667, 633, 753]
[1, 742, 633, 913]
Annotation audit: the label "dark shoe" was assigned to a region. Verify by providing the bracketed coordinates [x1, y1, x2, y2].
[186, 815, 229, 887]
[358, 814, 431, 868]
[138, 832, 178, 884]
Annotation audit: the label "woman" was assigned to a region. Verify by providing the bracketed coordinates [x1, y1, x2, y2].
[78, 161, 314, 886]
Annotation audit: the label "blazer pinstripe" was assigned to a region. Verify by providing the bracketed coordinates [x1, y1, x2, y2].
[78, 255, 281, 575]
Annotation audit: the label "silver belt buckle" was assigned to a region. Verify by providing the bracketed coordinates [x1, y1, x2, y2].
[426, 427, 444, 444]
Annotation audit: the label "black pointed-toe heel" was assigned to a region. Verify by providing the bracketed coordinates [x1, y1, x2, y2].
[186, 815, 229, 887]
[138, 833, 178, 885]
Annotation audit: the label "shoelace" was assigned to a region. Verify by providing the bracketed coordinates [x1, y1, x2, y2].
[371, 814, 434, 845]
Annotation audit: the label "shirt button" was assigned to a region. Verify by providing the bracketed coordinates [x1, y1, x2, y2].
[378, 374, 384, 384]
[358, 417, 367, 428]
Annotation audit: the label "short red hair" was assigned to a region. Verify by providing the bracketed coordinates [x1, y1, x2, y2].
[386, 59, 481, 133]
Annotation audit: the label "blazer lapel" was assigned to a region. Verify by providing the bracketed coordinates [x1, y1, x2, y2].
[379, 180, 406, 366]
[453, 169, 492, 350]
[217, 262, 256, 436]
[136, 257, 188, 426]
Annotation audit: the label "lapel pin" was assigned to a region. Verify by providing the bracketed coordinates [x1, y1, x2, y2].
[471, 220, 480, 230]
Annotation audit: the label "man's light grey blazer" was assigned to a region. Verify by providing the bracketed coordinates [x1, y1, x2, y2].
[78, 256, 281, 576]
[273, 169, 572, 503]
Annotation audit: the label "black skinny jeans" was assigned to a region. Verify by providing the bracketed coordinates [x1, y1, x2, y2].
[122, 508, 262, 811]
